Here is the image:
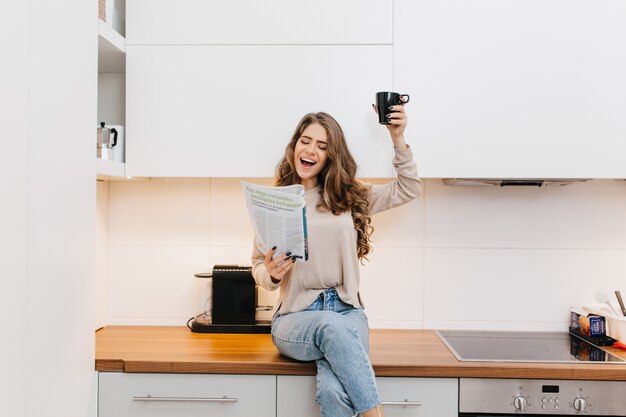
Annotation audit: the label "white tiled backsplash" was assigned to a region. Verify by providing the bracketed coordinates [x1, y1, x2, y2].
[97, 179, 626, 329]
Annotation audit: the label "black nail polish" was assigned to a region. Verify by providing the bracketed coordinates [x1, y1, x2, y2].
[291, 256, 297, 261]
[285, 252, 292, 256]
[271, 246, 277, 250]
[388, 105, 394, 110]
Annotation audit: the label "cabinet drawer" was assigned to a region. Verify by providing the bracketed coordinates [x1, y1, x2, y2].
[99, 373, 276, 417]
[127, 0, 392, 45]
[277, 375, 458, 417]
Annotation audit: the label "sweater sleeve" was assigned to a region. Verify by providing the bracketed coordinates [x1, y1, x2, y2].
[251, 235, 281, 291]
[368, 146, 421, 216]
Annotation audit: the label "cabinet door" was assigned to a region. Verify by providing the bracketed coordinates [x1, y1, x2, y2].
[377, 377, 458, 417]
[99, 373, 275, 417]
[277, 375, 320, 417]
[127, 0, 392, 45]
[395, 0, 626, 178]
[126, 45, 393, 178]
[277, 375, 458, 417]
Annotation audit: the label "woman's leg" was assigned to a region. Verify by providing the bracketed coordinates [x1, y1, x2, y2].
[272, 309, 380, 415]
[361, 404, 386, 417]
[315, 358, 354, 417]
[339, 308, 385, 417]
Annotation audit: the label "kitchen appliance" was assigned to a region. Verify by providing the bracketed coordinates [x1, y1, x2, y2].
[438, 330, 626, 416]
[188, 265, 271, 334]
[97, 122, 118, 160]
[437, 330, 625, 363]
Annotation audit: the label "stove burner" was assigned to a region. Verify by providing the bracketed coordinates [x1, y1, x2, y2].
[437, 330, 624, 363]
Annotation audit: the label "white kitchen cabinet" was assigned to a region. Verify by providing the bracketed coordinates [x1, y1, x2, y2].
[377, 377, 458, 417]
[99, 373, 276, 417]
[126, 45, 394, 178]
[126, 0, 392, 45]
[277, 375, 458, 417]
[277, 375, 320, 416]
[394, 0, 626, 179]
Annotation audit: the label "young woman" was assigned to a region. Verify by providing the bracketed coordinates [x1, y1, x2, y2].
[251, 104, 421, 417]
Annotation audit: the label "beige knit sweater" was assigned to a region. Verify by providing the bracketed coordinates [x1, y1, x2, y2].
[251, 146, 421, 315]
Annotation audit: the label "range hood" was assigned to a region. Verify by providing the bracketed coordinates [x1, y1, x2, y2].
[442, 178, 591, 187]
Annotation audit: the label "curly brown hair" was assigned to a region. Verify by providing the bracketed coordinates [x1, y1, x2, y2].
[275, 112, 373, 261]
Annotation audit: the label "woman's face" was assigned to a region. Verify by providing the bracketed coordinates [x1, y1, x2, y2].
[293, 122, 329, 189]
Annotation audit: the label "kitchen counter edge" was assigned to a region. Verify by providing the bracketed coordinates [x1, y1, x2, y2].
[95, 326, 626, 380]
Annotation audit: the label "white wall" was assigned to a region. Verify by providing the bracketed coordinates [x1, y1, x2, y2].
[98, 177, 626, 330]
[0, 1, 29, 414]
[1, 1, 97, 416]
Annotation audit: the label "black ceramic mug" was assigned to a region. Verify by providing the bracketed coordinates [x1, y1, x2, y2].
[376, 92, 410, 125]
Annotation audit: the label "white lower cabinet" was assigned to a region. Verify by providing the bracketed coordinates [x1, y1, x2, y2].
[98, 373, 276, 417]
[277, 375, 320, 416]
[277, 375, 458, 417]
[377, 377, 458, 417]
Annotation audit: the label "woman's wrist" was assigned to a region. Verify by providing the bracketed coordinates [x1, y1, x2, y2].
[391, 134, 407, 149]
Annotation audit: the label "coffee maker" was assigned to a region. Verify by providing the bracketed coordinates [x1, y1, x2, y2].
[189, 265, 272, 334]
[97, 122, 118, 160]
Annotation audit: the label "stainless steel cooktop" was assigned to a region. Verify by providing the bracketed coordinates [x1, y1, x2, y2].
[437, 330, 625, 363]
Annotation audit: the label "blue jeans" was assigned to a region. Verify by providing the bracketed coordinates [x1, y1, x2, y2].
[272, 288, 380, 417]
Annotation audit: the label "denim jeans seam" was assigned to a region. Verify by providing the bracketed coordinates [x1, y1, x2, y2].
[272, 333, 316, 345]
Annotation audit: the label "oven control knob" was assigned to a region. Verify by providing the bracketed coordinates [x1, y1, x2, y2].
[513, 395, 528, 411]
[573, 397, 587, 412]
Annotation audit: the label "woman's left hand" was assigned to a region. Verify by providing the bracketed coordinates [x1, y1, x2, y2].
[373, 102, 408, 148]
[384, 104, 407, 141]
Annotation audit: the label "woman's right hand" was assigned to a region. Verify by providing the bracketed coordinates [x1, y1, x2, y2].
[265, 247, 296, 284]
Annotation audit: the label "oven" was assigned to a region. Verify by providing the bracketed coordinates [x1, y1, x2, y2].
[459, 378, 626, 416]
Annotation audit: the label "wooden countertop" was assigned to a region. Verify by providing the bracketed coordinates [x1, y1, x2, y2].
[96, 326, 626, 380]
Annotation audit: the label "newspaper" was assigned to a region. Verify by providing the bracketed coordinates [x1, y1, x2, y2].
[242, 182, 309, 262]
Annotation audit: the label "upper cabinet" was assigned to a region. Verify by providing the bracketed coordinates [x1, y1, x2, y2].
[394, 0, 626, 179]
[126, 45, 393, 177]
[126, 0, 392, 45]
[126, 0, 626, 179]
[125, 0, 395, 178]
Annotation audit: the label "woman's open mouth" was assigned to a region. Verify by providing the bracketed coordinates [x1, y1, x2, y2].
[300, 158, 317, 169]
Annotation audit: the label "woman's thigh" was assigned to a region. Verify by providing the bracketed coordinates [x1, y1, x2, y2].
[272, 309, 369, 362]
[339, 307, 370, 352]
[272, 310, 326, 361]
